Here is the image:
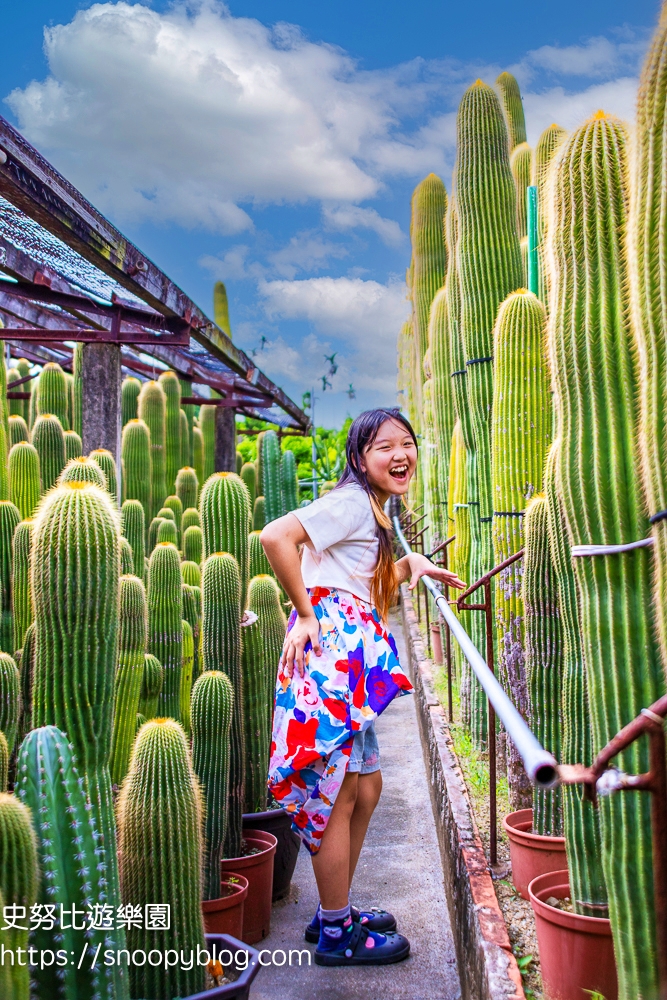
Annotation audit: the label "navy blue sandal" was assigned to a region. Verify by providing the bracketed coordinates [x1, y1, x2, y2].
[305, 904, 397, 943]
[314, 921, 410, 966]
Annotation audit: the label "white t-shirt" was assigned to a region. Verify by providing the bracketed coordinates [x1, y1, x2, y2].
[292, 484, 379, 603]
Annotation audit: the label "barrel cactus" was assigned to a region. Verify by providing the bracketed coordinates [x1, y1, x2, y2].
[31, 413, 66, 492]
[138, 652, 164, 721]
[200, 471, 251, 600]
[59, 455, 107, 489]
[0, 792, 39, 1000]
[148, 542, 183, 721]
[9, 441, 40, 519]
[8, 415, 28, 448]
[138, 381, 167, 519]
[121, 418, 151, 515]
[121, 498, 146, 580]
[183, 523, 203, 564]
[110, 575, 148, 786]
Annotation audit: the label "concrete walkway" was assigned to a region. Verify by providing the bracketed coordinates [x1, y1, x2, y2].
[250, 615, 461, 1000]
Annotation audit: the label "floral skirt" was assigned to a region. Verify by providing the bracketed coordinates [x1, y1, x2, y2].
[267, 587, 413, 853]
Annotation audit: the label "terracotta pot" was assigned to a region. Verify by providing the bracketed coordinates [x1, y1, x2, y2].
[220, 830, 277, 944]
[243, 807, 300, 900]
[503, 808, 568, 899]
[202, 874, 248, 938]
[529, 870, 617, 1000]
[430, 622, 443, 665]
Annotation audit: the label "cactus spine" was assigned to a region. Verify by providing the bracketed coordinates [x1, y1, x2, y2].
[241, 461, 256, 505]
[0, 501, 20, 653]
[148, 542, 183, 720]
[548, 111, 662, 998]
[200, 471, 251, 600]
[176, 466, 198, 512]
[31, 413, 66, 492]
[253, 495, 266, 531]
[192, 669, 234, 899]
[0, 792, 38, 1000]
[64, 429, 83, 461]
[121, 376, 141, 425]
[533, 123, 567, 305]
[158, 371, 181, 495]
[510, 142, 532, 239]
[8, 415, 28, 448]
[138, 381, 167, 519]
[180, 618, 194, 735]
[59, 455, 107, 489]
[121, 498, 145, 579]
[110, 575, 148, 786]
[36, 362, 69, 429]
[199, 404, 216, 481]
[138, 652, 164, 720]
[121, 418, 151, 516]
[117, 718, 206, 1000]
[9, 441, 40, 519]
[0, 652, 20, 755]
[281, 448, 299, 512]
[411, 174, 448, 384]
[90, 448, 117, 504]
[261, 430, 283, 524]
[12, 519, 32, 653]
[495, 71, 526, 150]
[183, 523, 203, 565]
[202, 552, 244, 858]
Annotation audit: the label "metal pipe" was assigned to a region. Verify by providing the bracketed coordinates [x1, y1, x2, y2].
[394, 516, 559, 789]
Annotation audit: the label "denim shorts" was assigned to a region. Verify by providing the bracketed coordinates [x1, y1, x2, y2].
[348, 721, 381, 774]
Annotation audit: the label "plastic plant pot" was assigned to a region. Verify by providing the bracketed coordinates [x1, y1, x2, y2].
[503, 807, 568, 899]
[242, 807, 300, 900]
[183, 933, 262, 999]
[202, 874, 249, 938]
[220, 830, 277, 944]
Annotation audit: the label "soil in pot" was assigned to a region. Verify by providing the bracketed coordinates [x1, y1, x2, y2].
[529, 869, 617, 1000]
[242, 806, 300, 901]
[220, 830, 277, 944]
[503, 808, 568, 900]
[202, 874, 249, 939]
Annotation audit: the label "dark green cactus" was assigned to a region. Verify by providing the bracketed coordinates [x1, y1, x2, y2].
[495, 71, 526, 150]
[548, 111, 662, 998]
[17, 725, 125, 1000]
[148, 542, 183, 721]
[8, 415, 28, 448]
[0, 501, 20, 654]
[253, 495, 266, 531]
[176, 467, 198, 513]
[255, 432, 265, 495]
[260, 430, 283, 524]
[191, 669, 234, 899]
[157, 518, 178, 547]
[164, 493, 183, 529]
[411, 173, 448, 377]
[120, 536, 134, 574]
[532, 123, 567, 305]
[138, 652, 164, 720]
[281, 449, 299, 512]
[148, 516, 166, 553]
[182, 583, 201, 684]
[6, 367, 21, 419]
[159, 371, 181, 496]
[117, 718, 206, 1000]
[183, 524, 203, 564]
[121, 418, 151, 516]
[90, 448, 118, 504]
[36, 362, 69, 430]
[110, 575, 147, 786]
[9, 441, 40, 519]
[249, 529, 273, 578]
[199, 404, 216, 482]
[240, 461, 256, 505]
[17, 621, 34, 744]
[428, 284, 455, 542]
[0, 652, 20, 756]
[0, 732, 7, 792]
[200, 471, 251, 601]
[138, 380, 167, 519]
[182, 506, 201, 533]
[181, 560, 201, 587]
[193, 425, 204, 487]
[121, 376, 141, 426]
[64, 429, 83, 462]
[180, 409, 190, 468]
[31, 413, 66, 492]
[121, 499, 146, 580]
[179, 618, 194, 735]
[59, 455, 107, 489]
[12, 519, 33, 654]
[0, 792, 39, 1000]
[16, 359, 31, 426]
[202, 552, 244, 858]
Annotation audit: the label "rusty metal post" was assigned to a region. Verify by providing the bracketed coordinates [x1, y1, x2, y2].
[485, 579, 497, 867]
[647, 716, 667, 998]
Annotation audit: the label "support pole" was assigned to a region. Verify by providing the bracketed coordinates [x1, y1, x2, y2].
[215, 405, 236, 472]
[81, 342, 121, 469]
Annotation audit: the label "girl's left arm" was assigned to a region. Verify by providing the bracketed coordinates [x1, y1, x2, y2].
[395, 552, 466, 593]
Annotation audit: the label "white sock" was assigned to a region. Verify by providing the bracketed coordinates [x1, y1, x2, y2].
[320, 903, 351, 923]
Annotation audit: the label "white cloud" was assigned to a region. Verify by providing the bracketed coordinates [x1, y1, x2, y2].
[523, 77, 639, 142]
[520, 32, 647, 81]
[267, 233, 349, 279]
[199, 244, 261, 280]
[323, 205, 404, 246]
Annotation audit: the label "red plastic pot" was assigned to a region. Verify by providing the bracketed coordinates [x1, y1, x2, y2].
[202, 874, 248, 938]
[529, 870, 618, 1000]
[503, 808, 568, 899]
[220, 830, 277, 944]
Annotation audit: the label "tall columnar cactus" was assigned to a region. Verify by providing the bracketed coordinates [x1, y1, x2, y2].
[176, 466, 198, 512]
[457, 81, 523, 577]
[17, 622, 34, 744]
[36, 361, 69, 430]
[532, 123, 567, 305]
[0, 732, 7, 792]
[0, 652, 20, 755]
[71, 344, 82, 437]
[120, 537, 134, 574]
[182, 583, 201, 683]
[90, 448, 118, 504]
[510, 142, 532, 240]
[180, 409, 190, 468]
[179, 618, 194, 735]
[202, 552, 244, 858]
[121, 498, 146, 580]
[148, 516, 165, 553]
[12, 519, 33, 653]
[110, 575, 148, 786]
[0, 501, 20, 653]
[191, 669, 234, 899]
[158, 370, 181, 495]
[148, 542, 183, 721]
[8, 415, 29, 448]
[548, 111, 663, 998]
[281, 448, 299, 512]
[65, 372, 75, 430]
[411, 173, 448, 378]
[199, 404, 216, 481]
[521, 495, 562, 836]
[157, 517, 178, 547]
[214, 279, 232, 337]
[16, 359, 31, 426]
[64, 429, 83, 461]
[241, 461, 256, 505]
[420, 374, 441, 546]
[253, 495, 266, 531]
[59, 455, 107, 489]
[138, 380, 167, 519]
[6, 367, 21, 419]
[193, 425, 204, 486]
[121, 418, 151, 515]
[0, 792, 38, 1000]
[255, 431, 265, 496]
[249, 529, 273, 578]
[495, 71, 526, 150]
[117, 718, 206, 1000]
[138, 652, 164, 720]
[31, 413, 66, 492]
[121, 376, 141, 425]
[164, 493, 183, 528]
[183, 524, 203, 564]
[181, 560, 201, 587]
[243, 574, 286, 813]
[182, 506, 201, 533]
[491, 289, 552, 806]
[261, 430, 283, 524]
[429, 284, 455, 538]
[17, 725, 123, 1000]
[447, 421, 474, 724]
[544, 441, 606, 913]
[200, 471, 251, 601]
[9, 441, 40, 519]
[31, 482, 126, 960]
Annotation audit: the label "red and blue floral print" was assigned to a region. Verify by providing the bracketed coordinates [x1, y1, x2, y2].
[268, 587, 413, 853]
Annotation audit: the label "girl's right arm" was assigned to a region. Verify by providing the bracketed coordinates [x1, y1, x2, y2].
[260, 513, 322, 678]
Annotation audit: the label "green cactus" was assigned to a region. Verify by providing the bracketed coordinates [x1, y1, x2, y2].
[0, 732, 7, 792]
[191, 669, 234, 899]
[164, 493, 183, 528]
[0, 652, 20, 756]
[157, 518, 178, 547]
[36, 362, 69, 430]
[64, 429, 83, 462]
[214, 279, 232, 337]
[121, 376, 141, 426]
[65, 372, 74, 430]
[71, 344, 82, 437]
[6, 367, 21, 419]
[182, 583, 201, 683]
[249, 529, 273, 578]
[0, 501, 20, 654]
[260, 430, 283, 524]
[17, 622, 34, 744]
[120, 536, 133, 574]
[199, 404, 216, 482]
[420, 373, 440, 547]
[17, 725, 124, 1000]
[8, 415, 28, 449]
[182, 506, 201, 533]
[428, 285, 455, 543]
[12, 519, 33, 655]
[176, 467, 198, 513]
[110, 575, 147, 787]
[281, 449, 299, 512]
[179, 618, 194, 735]
[121, 418, 152, 516]
[255, 432, 265, 495]
[202, 552, 244, 858]
[156, 506, 176, 523]
[544, 440, 606, 915]
[200, 471, 251, 601]
[148, 516, 166, 553]
[183, 523, 203, 565]
[495, 71, 526, 150]
[241, 461, 256, 505]
[193, 425, 204, 486]
[532, 123, 567, 305]
[59, 455, 107, 489]
[253, 495, 266, 531]
[181, 560, 201, 587]
[117, 718, 206, 1000]
[9, 441, 40, 520]
[138, 380, 167, 519]
[121, 499, 146, 580]
[0, 792, 39, 1000]
[180, 409, 190, 469]
[16, 359, 31, 426]
[447, 420, 474, 724]
[158, 371, 181, 496]
[510, 142, 532, 240]
[90, 448, 118, 504]
[148, 542, 183, 721]
[411, 173, 448, 375]
[138, 652, 164, 721]
[31, 413, 66, 492]
[548, 111, 663, 998]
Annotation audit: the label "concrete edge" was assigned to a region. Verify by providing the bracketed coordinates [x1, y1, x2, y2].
[399, 586, 525, 1000]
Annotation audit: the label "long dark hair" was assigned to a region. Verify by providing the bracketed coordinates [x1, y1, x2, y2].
[335, 408, 418, 621]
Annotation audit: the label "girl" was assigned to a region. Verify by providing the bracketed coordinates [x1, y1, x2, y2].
[261, 408, 465, 966]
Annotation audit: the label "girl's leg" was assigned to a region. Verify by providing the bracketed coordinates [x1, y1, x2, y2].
[311, 770, 359, 909]
[348, 769, 382, 887]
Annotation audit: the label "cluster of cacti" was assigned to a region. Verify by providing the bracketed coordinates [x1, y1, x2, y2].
[200, 471, 251, 599]
[261, 429, 284, 523]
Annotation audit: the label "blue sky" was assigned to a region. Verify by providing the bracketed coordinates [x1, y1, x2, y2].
[1, 0, 660, 425]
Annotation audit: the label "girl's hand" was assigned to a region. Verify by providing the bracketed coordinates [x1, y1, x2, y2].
[406, 552, 466, 592]
[282, 612, 322, 678]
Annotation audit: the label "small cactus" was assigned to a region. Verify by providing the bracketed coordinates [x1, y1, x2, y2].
[182, 506, 201, 533]
[199, 404, 216, 481]
[90, 448, 118, 504]
[0, 501, 20, 653]
[159, 371, 181, 495]
[183, 524, 203, 564]
[36, 362, 69, 430]
[120, 536, 134, 574]
[179, 618, 194, 735]
[253, 495, 266, 530]
[121, 499, 146, 580]
[138, 653, 164, 721]
[261, 430, 284, 524]
[240, 461, 256, 505]
[0, 652, 20, 756]
[8, 415, 28, 448]
[164, 493, 183, 528]
[157, 517, 178, 547]
[12, 520, 33, 653]
[200, 471, 251, 601]
[148, 516, 166, 553]
[64, 428, 83, 461]
[181, 560, 201, 587]
[110, 575, 148, 787]
[138, 381, 167, 519]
